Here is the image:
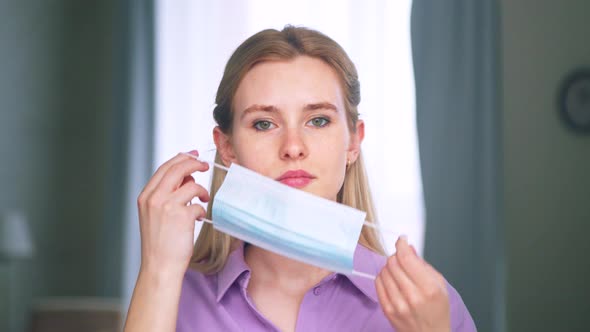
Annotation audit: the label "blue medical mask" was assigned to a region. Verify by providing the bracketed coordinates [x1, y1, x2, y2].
[182, 153, 379, 279]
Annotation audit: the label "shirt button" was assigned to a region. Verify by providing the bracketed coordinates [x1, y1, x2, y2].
[313, 286, 321, 296]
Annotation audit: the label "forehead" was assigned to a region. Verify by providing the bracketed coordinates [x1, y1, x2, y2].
[233, 56, 345, 112]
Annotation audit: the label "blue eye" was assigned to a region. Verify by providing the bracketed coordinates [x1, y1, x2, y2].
[253, 120, 275, 131]
[308, 117, 330, 127]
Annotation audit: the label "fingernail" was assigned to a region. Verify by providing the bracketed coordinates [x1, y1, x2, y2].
[399, 234, 408, 245]
[181, 151, 199, 160]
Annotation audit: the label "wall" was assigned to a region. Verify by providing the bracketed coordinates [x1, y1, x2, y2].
[502, 0, 590, 331]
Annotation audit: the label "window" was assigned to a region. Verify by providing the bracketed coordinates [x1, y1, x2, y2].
[155, 0, 423, 254]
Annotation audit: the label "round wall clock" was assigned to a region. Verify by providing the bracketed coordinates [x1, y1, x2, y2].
[558, 68, 590, 133]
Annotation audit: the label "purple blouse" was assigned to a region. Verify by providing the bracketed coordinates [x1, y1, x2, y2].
[177, 244, 476, 331]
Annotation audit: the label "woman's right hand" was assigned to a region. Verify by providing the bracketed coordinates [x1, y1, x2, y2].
[124, 150, 210, 332]
[136, 150, 211, 278]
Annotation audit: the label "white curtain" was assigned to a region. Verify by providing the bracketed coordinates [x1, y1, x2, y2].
[155, 0, 422, 255]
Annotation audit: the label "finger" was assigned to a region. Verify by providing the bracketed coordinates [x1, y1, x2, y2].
[172, 181, 210, 205]
[180, 175, 195, 200]
[181, 175, 195, 187]
[158, 158, 210, 193]
[395, 236, 434, 291]
[179, 175, 197, 205]
[381, 260, 410, 317]
[388, 255, 422, 310]
[423, 261, 448, 293]
[142, 151, 199, 195]
[187, 203, 207, 222]
[375, 274, 396, 318]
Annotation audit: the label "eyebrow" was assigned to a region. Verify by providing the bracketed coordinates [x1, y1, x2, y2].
[240, 102, 339, 120]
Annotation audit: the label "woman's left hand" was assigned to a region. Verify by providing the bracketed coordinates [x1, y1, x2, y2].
[375, 236, 450, 332]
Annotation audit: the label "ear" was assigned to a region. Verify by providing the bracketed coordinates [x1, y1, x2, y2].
[213, 126, 237, 167]
[347, 120, 365, 163]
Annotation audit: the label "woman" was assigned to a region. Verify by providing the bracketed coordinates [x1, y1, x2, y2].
[124, 26, 476, 332]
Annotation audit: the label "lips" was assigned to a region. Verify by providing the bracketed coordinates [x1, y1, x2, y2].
[276, 170, 316, 188]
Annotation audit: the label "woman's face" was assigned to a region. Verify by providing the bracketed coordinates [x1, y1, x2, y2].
[215, 56, 363, 201]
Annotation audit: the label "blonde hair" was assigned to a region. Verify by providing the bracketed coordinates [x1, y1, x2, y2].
[190, 26, 385, 274]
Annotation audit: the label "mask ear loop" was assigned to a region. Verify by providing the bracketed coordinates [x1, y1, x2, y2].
[350, 270, 377, 280]
[181, 152, 396, 280]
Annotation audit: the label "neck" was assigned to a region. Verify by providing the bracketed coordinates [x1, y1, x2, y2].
[244, 244, 331, 289]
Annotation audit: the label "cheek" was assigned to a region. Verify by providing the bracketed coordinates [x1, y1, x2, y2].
[311, 134, 348, 175]
[231, 133, 277, 170]
[317, 126, 350, 156]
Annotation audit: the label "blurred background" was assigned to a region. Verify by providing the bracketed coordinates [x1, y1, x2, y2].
[0, 1, 588, 332]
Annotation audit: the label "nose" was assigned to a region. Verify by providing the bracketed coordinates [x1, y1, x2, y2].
[280, 127, 308, 161]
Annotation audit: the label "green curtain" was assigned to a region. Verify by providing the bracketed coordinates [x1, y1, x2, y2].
[411, 1, 504, 331]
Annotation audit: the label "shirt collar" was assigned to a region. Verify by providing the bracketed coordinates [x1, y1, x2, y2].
[215, 242, 385, 303]
[215, 243, 250, 302]
[342, 244, 386, 303]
